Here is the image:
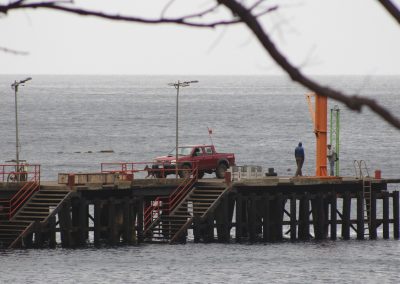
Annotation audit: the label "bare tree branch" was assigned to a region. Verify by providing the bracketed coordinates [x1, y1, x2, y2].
[0, 1, 275, 28]
[0, 46, 29, 55]
[219, 0, 400, 129]
[378, 0, 400, 24]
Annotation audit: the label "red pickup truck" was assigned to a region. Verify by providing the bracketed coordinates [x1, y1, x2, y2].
[153, 144, 235, 179]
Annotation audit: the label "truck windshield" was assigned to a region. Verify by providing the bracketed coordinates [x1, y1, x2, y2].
[168, 147, 193, 156]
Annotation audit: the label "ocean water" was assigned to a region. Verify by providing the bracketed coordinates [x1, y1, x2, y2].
[0, 75, 399, 283]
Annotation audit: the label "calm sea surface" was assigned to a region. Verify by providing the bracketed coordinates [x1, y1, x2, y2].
[0, 75, 399, 283]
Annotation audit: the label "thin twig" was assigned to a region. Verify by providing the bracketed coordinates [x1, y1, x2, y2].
[0, 46, 29, 55]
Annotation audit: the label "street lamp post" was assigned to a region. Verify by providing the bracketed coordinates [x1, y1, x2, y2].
[11, 77, 32, 176]
[168, 80, 198, 178]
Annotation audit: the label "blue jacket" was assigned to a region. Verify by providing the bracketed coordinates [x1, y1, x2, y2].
[295, 146, 304, 158]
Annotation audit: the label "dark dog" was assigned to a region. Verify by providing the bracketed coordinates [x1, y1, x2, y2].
[144, 165, 157, 178]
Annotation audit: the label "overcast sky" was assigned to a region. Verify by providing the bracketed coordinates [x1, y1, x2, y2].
[1, 0, 400, 75]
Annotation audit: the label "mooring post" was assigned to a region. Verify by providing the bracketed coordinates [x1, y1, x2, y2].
[356, 191, 365, 240]
[94, 199, 102, 246]
[383, 191, 389, 239]
[342, 191, 351, 240]
[262, 192, 270, 242]
[299, 192, 310, 241]
[235, 193, 243, 242]
[370, 192, 377, 239]
[330, 191, 337, 240]
[393, 191, 399, 239]
[290, 193, 297, 241]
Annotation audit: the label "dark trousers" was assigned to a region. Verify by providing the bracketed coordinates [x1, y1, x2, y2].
[295, 157, 304, 176]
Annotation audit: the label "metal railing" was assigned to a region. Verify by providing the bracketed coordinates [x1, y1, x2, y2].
[143, 162, 198, 230]
[101, 161, 198, 179]
[0, 164, 41, 219]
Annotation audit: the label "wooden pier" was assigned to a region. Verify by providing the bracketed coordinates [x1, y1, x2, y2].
[1, 173, 399, 249]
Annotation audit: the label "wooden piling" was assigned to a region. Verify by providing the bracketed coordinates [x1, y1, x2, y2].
[108, 198, 117, 245]
[262, 193, 270, 242]
[94, 199, 102, 246]
[330, 191, 337, 240]
[137, 197, 144, 243]
[393, 191, 399, 239]
[290, 193, 297, 241]
[342, 191, 351, 240]
[275, 193, 283, 241]
[215, 196, 230, 243]
[298, 192, 310, 241]
[235, 193, 243, 242]
[48, 216, 57, 248]
[248, 193, 256, 242]
[356, 191, 365, 240]
[313, 193, 325, 240]
[370, 192, 377, 239]
[122, 198, 134, 244]
[383, 191, 389, 239]
[78, 198, 88, 246]
[58, 200, 73, 247]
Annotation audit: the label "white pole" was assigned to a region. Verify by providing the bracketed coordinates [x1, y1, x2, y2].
[175, 82, 180, 178]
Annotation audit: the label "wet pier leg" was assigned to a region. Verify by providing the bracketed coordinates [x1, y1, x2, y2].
[235, 193, 243, 242]
[262, 193, 270, 242]
[393, 191, 399, 239]
[298, 192, 310, 241]
[370, 192, 377, 239]
[290, 194, 297, 241]
[330, 191, 337, 240]
[383, 192, 389, 239]
[342, 192, 351, 240]
[357, 192, 365, 240]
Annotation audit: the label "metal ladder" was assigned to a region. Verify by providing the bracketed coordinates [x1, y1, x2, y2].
[354, 160, 372, 232]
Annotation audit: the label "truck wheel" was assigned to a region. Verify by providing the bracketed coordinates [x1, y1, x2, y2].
[216, 163, 228, 179]
[179, 164, 192, 178]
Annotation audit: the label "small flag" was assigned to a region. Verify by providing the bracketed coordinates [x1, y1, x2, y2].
[208, 127, 213, 135]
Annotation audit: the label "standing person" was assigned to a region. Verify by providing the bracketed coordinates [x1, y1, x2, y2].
[327, 144, 337, 176]
[294, 142, 305, 177]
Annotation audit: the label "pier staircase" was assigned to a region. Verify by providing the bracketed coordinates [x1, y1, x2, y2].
[0, 188, 72, 248]
[144, 174, 232, 244]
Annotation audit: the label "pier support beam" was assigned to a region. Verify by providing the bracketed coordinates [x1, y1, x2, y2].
[330, 191, 337, 240]
[262, 193, 270, 242]
[393, 191, 399, 239]
[356, 192, 365, 240]
[383, 192, 389, 239]
[298, 192, 310, 241]
[342, 191, 351, 240]
[290, 194, 297, 241]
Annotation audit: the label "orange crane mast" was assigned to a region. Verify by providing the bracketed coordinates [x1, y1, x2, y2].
[306, 93, 328, 177]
